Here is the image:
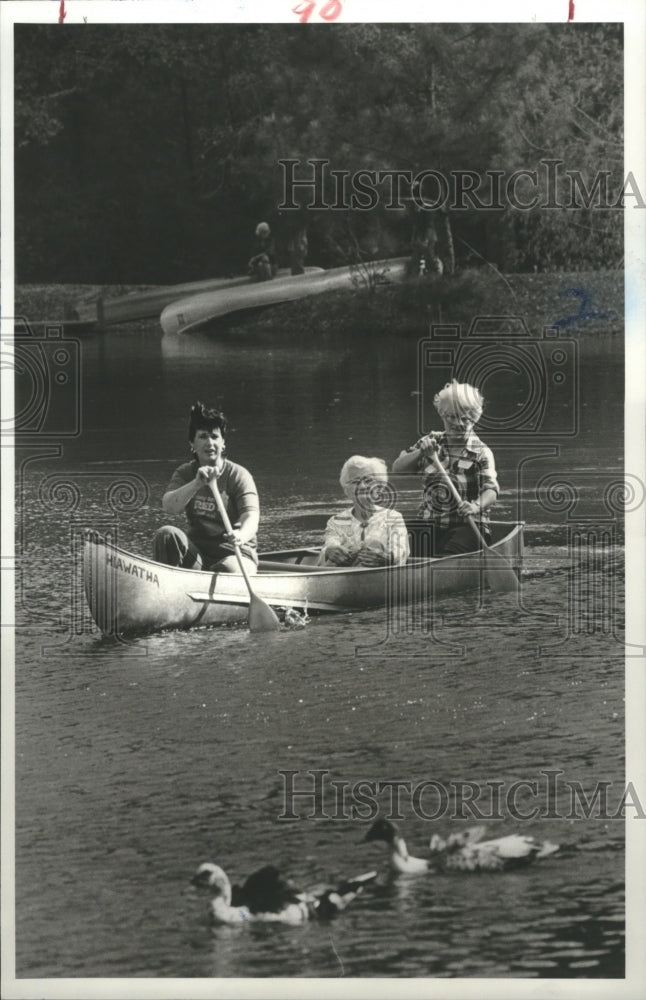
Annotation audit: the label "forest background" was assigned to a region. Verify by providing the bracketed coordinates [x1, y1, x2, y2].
[14, 22, 624, 285]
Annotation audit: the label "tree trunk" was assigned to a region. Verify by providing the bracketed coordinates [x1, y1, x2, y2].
[441, 210, 455, 274]
[180, 78, 195, 191]
[429, 62, 436, 112]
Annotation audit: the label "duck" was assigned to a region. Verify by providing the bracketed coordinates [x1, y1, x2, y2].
[363, 818, 431, 875]
[191, 861, 377, 925]
[363, 818, 560, 875]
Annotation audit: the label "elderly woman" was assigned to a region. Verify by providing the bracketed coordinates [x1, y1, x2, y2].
[153, 401, 259, 573]
[319, 456, 410, 567]
[392, 381, 499, 556]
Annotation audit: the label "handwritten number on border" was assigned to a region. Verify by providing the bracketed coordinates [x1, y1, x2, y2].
[292, 1, 343, 23]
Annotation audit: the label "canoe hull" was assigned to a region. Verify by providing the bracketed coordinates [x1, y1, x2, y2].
[72, 269, 324, 325]
[83, 522, 523, 636]
[160, 258, 410, 335]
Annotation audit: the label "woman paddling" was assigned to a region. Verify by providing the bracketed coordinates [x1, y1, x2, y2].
[154, 401, 259, 574]
[392, 381, 499, 556]
[319, 456, 409, 567]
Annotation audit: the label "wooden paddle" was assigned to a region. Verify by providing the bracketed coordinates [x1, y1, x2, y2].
[430, 452, 519, 594]
[208, 476, 281, 632]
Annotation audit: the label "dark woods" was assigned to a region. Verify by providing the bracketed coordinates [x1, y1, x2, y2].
[15, 23, 623, 284]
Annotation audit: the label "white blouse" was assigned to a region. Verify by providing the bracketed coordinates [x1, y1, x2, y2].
[320, 506, 410, 565]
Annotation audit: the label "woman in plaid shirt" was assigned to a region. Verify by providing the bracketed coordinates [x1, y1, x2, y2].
[392, 381, 499, 556]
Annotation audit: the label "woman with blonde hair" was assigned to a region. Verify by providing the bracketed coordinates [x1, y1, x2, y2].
[392, 381, 499, 555]
[319, 456, 409, 567]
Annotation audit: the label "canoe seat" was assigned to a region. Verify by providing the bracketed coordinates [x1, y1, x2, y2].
[257, 560, 330, 574]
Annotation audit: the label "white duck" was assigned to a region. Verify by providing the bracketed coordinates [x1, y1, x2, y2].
[191, 862, 377, 925]
[364, 818, 560, 875]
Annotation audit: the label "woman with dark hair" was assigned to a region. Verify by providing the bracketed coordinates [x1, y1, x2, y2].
[153, 402, 259, 573]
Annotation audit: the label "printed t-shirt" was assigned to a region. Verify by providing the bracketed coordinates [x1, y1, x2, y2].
[166, 458, 259, 562]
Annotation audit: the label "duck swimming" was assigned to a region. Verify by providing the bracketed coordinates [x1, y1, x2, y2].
[191, 862, 377, 925]
[364, 818, 560, 875]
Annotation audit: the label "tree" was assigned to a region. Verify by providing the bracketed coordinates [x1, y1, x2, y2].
[13, 23, 623, 281]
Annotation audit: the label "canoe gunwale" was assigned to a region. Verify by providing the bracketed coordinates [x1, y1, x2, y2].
[84, 519, 523, 581]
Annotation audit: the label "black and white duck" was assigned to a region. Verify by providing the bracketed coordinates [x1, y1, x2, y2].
[191, 861, 377, 925]
[364, 818, 560, 875]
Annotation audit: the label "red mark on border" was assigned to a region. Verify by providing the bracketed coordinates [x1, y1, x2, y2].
[293, 0, 316, 20]
[292, 0, 342, 23]
[567, 0, 575, 21]
[58, 0, 67, 24]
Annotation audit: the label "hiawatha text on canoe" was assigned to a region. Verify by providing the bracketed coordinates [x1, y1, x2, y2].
[83, 521, 523, 636]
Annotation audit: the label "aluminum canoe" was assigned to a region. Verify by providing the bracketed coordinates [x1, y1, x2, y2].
[83, 521, 523, 636]
[71, 268, 324, 326]
[159, 258, 410, 335]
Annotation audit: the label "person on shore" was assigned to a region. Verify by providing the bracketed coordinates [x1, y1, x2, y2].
[154, 401, 259, 573]
[392, 381, 499, 555]
[287, 224, 308, 275]
[409, 210, 443, 277]
[319, 456, 410, 567]
[406, 182, 444, 277]
[248, 221, 277, 281]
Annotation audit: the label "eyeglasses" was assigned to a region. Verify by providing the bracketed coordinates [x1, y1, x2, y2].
[442, 413, 476, 424]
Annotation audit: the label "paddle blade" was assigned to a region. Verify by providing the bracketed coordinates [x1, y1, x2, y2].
[482, 548, 520, 594]
[248, 592, 281, 632]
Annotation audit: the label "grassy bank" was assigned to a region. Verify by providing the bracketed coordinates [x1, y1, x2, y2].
[14, 268, 623, 339]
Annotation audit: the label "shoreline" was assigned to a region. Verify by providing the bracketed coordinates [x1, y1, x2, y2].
[14, 268, 624, 339]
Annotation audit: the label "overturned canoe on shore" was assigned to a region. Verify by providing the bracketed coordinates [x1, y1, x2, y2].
[83, 521, 523, 636]
[71, 268, 324, 326]
[159, 258, 410, 335]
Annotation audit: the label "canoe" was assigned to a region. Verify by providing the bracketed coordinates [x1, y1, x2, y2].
[71, 268, 324, 326]
[83, 521, 523, 636]
[159, 257, 410, 335]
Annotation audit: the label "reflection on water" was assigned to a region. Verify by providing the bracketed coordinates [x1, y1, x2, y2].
[14, 320, 625, 978]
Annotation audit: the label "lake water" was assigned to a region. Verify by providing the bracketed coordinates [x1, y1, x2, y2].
[12, 305, 627, 980]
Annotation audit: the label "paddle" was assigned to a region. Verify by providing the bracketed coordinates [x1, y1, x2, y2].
[430, 452, 519, 594]
[208, 476, 281, 632]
